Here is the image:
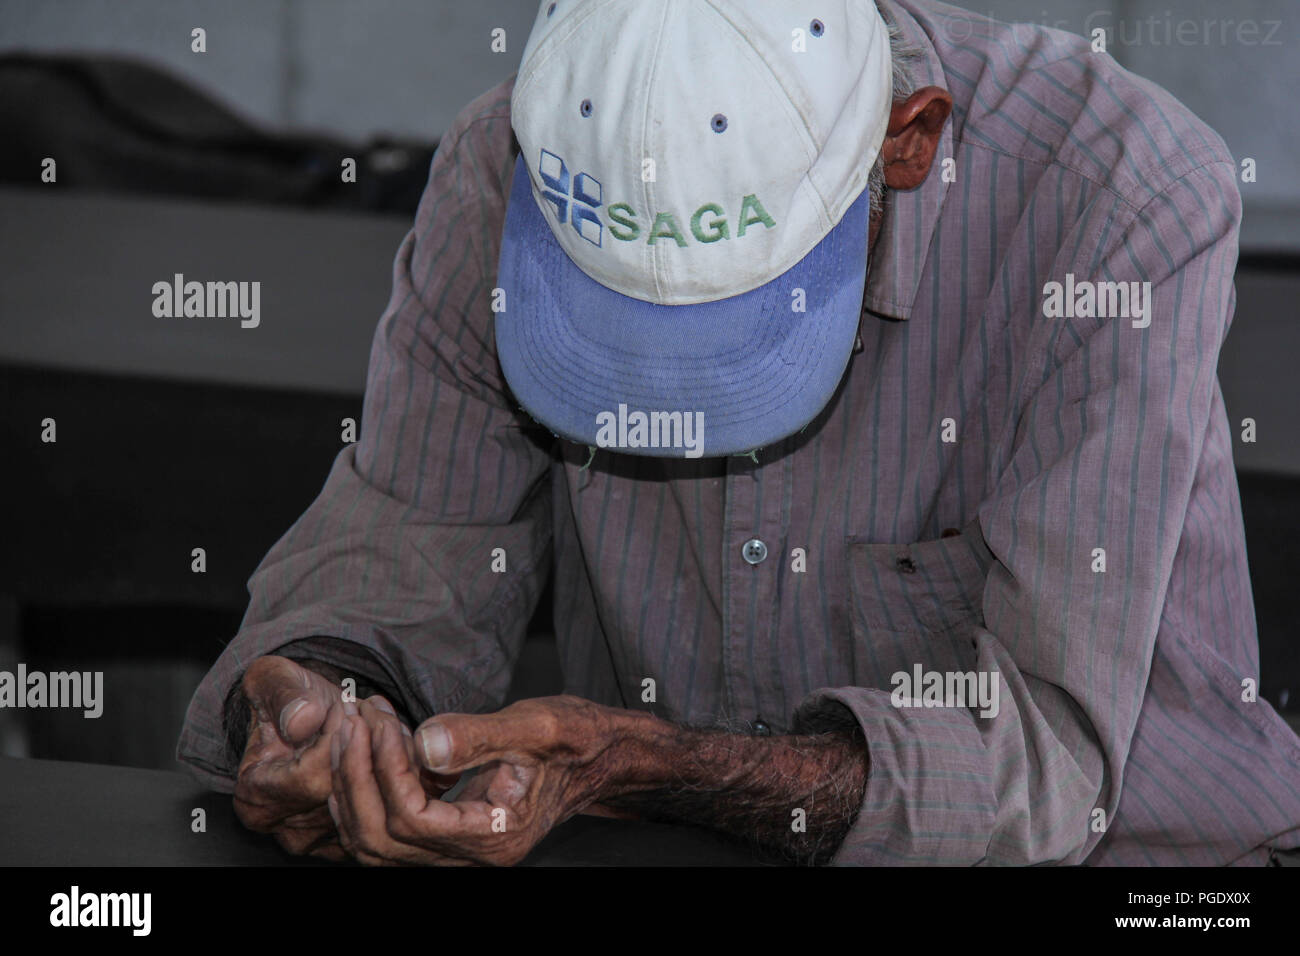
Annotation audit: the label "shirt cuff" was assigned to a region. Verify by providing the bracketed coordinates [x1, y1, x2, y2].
[792, 686, 997, 865]
[175, 629, 405, 789]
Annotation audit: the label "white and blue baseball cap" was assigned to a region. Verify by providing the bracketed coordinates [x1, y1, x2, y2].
[496, 0, 893, 458]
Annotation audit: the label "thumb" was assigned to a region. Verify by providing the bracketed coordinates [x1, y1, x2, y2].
[414, 713, 519, 774]
[243, 656, 338, 746]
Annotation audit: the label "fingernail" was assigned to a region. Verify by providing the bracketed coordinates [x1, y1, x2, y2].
[371, 697, 396, 716]
[279, 698, 308, 737]
[399, 723, 412, 737]
[418, 724, 451, 769]
[342, 697, 358, 717]
[330, 730, 341, 771]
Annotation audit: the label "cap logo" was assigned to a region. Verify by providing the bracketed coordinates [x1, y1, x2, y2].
[537, 148, 775, 251]
[608, 195, 775, 246]
[539, 148, 603, 246]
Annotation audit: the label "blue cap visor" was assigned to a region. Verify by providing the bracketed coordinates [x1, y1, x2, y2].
[495, 154, 869, 458]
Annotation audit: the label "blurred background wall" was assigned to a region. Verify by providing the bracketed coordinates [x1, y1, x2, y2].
[1, 0, 1297, 770]
[5, 0, 1295, 248]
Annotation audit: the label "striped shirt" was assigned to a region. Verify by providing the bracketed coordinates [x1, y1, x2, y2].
[178, 0, 1300, 865]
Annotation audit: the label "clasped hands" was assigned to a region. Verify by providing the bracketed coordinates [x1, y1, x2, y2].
[231, 655, 634, 866]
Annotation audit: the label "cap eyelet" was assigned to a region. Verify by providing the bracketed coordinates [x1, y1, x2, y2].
[711, 113, 728, 133]
[547, 2, 556, 16]
[810, 18, 825, 37]
[579, 98, 593, 117]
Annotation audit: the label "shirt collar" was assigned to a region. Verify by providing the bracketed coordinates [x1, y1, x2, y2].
[861, 0, 954, 321]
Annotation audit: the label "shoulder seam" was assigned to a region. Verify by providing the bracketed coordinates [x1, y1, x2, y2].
[953, 135, 1233, 214]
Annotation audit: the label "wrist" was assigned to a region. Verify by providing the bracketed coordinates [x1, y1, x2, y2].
[585, 709, 668, 802]
[593, 714, 870, 865]
[595, 709, 757, 799]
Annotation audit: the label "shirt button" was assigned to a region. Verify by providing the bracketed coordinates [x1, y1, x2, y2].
[741, 538, 768, 565]
[896, 556, 917, 574]
[753, 717, 772, 736]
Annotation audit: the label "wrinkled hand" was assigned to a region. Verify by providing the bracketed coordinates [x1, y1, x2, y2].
[232, 655, 448, 859]
[329, 695, 625, 866]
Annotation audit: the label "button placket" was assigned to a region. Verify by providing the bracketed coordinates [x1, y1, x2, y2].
[722, 452, 779, 722]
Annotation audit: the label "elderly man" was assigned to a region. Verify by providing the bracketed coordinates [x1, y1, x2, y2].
[179, 0, 1300, 866]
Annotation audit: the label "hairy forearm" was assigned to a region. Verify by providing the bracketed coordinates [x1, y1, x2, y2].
[597, 713, 869, 865]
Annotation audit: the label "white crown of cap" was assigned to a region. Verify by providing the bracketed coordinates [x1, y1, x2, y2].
[511, 0, 894, 306]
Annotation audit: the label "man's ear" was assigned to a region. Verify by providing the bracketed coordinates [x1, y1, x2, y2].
[880, 86, 953, 191]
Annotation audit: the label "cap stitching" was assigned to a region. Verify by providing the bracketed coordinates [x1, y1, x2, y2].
[699, 0, 821, 169]
[640, 0, 675, 303]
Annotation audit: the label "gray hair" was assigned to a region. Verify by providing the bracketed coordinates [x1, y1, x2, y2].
[866, 15, 924, 216]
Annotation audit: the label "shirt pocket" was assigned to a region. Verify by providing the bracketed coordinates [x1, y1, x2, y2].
[845, 516, 993, 636]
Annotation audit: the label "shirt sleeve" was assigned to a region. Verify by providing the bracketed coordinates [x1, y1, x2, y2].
[176, 77, 555, 792]
[793, 158, 1244, 864]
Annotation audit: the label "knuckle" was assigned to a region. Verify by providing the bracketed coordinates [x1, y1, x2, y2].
[234, 807, 272, 832]
[531, 708, 562, 741]
[243, 654, 283, 688]
[385, 814, 413, 844]
[231, 796, 275, 832]
[274, 829, 312, 856]
[242, 657, 269, 685]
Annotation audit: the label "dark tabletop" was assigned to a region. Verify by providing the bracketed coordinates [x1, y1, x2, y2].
[0, 756, 771, 866]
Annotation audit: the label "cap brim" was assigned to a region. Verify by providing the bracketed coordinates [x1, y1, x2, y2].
[496, 154, 869, 458]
